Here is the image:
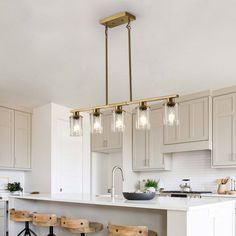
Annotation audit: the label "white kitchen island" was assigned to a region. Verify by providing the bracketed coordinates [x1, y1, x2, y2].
[9, 194, 235, 236]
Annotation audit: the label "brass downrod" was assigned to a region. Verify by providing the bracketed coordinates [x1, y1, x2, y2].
[127, 19, 133, 102]
[105, 26, 109, 105]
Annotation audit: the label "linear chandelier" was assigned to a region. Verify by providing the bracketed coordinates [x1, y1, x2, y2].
[70, 12, 179, 136]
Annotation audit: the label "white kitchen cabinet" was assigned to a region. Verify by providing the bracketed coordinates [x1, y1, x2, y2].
[0, 107, 14, 168]
[91, 114, 122, 153]
[133, 108, 171, 171]
[0, 107, 31, 169]
[14, 111, 31, 169]
[212, 93, 236, 167]
[163, 95, 212, 153]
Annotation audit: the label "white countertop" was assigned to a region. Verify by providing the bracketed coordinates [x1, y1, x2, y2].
[9, 193, 236, 212]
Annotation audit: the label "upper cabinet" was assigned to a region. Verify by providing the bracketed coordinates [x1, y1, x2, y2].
[212, 92, 236, 167]
[162, 93, 212, 153]
[0, 107, 31, 170]
[133, 108, 172, 171]
[0, 107, 14, 168]
[91, 114, 122, 153]
[14, 111, 31, 169]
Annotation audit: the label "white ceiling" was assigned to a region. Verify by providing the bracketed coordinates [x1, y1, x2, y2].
[0, 0, 236, 109]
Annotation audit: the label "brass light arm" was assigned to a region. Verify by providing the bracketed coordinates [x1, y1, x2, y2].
[70, 94, 179, 114]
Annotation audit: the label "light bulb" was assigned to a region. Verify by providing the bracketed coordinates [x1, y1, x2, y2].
[112, 106, 125, 132]
[164, 99, 179, 126]
[90, 109, 103, 134]
[136, 102, 150, 130]
[70, 112, 83, 136]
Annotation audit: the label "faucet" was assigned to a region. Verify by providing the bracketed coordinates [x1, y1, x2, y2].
[111, 166, 124, 198]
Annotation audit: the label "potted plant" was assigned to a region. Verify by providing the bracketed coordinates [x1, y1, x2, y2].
[7, 182, 23, 195]
[145, 179, 158, 193]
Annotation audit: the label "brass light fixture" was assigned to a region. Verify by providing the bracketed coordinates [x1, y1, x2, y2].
[70, 12, 179, 136]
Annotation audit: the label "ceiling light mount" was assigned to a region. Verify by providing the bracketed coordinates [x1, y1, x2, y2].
[100, 12, 136, 28]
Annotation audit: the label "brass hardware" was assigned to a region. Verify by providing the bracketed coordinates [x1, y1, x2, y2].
[71, 94, 179, 113]
[139, 102, 148, 111]
[100, 12, 136, 28]
[167, 97, 176, 107]
[115, 106, 123, 114]
[93, 108, 101, 117]
[105, 26, 108, 105]
[127, 20, 133, 101]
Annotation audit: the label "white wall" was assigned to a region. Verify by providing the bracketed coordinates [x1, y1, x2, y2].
[24, 104, 52, 193]
[139, 150, 236, 193]
[92, 152, 123, 195]
[0, 170, 24, 193]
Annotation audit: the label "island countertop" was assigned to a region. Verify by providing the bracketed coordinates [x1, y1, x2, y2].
[9, 193, 236, 212]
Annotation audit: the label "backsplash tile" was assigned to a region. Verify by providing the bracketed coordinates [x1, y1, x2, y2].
[139, 150, 236, 193]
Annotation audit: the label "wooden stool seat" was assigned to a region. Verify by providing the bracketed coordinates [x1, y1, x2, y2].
[61, 216, 103, 234]
[10, 209, 32, 222]
[108, 224, 157, 236]
[10, 209, 37, 236]
[32, 213, 58, 236]
[32, 213, 58, 227]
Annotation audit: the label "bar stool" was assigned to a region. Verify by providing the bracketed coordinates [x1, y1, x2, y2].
[10, 208, 37, 236]
[32, 213, 58, 236]
[60, 216, 103, 236]
[107, 224, 157, 236]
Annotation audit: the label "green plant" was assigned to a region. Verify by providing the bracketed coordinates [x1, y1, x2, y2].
[145, 179, 158, 189]
[7, 182, 23, 192]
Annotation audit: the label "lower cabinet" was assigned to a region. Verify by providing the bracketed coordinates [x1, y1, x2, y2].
[133, 108, 172, 171]
[0, 202, 6, 236]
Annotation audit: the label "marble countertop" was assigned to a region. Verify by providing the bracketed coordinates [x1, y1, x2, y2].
[9, 193, 236, 211]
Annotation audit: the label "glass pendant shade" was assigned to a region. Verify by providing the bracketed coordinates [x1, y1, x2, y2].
[112, 107, 125, 132]
[70, 113, 83, 136]
[164, 102, 179, 126]
[90, 111, 103, 134]
[136, 104, 150, 130]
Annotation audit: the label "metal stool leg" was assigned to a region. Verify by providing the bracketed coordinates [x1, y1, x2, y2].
[29, 229, 37, 236]
[17, 228, 26, 236]
[47, 226, 56, 236]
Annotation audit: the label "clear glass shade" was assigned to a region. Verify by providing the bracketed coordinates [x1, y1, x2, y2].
[164, 103, 179, 126]
[70, 115, 83, 136]
[90, 113, 103, 134]
[136, 106, 150, 130]
[112, 110, 125, 132]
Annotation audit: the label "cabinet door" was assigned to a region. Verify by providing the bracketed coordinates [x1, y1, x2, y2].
[132, 114, 147, 170]
[91, 115, 108, 151]
[91, 114, 122, 152]
[212, 94, 236, 166]
[107, 115, 122, 150]
[147, 109, 165, 169]
[164, 97, 209, 144]
[0, 107, 14, 167]
[14, 111, 31, 169]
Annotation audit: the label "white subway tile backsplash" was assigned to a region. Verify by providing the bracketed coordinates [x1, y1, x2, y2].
[139, 150, 236, 193]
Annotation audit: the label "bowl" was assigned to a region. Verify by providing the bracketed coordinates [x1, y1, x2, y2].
[122, 192, 156, 200]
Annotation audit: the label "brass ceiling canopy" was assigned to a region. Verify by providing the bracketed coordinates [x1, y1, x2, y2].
[70, 11, 179, 136]
[100, 12, 136, 28]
